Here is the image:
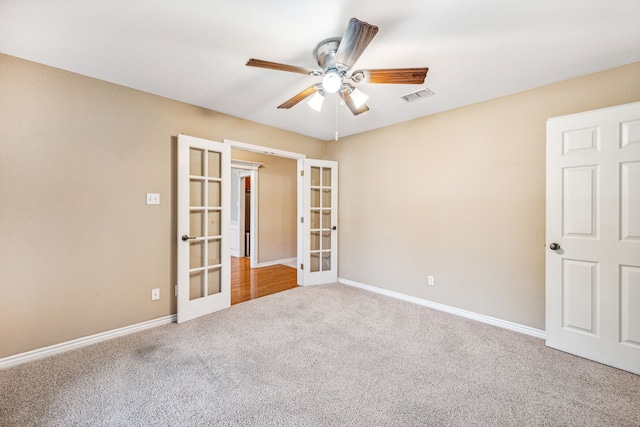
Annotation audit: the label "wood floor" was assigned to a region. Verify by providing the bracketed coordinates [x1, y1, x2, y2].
[231, 256, 298, 305]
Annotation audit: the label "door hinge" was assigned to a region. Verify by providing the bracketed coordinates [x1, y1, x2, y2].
[300, 170, 304, 177]
[174, 284, 178, 296]
[300, 217, 304, 223]
[300, 263, 304, 270]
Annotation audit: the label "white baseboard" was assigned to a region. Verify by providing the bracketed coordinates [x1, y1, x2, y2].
[339, 278, 546, 339]
[0, 315, 177, 370]
[256, 257, 297, 268]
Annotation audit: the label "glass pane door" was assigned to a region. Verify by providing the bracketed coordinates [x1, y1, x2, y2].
[177, 135, 230, 323]
[303, 159, 338, 285]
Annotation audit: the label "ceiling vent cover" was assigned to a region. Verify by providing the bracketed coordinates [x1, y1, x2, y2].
[401, 88, 435, 103]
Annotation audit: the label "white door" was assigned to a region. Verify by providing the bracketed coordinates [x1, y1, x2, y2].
[546, 101, 640, 375]
[302, 159, 338, 285]
[177, 134, 230, 323]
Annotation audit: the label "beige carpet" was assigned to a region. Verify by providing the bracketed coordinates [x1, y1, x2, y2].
[1, 284, 639, 426]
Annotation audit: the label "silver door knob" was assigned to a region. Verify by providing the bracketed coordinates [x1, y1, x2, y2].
[549, 242, 561, 251]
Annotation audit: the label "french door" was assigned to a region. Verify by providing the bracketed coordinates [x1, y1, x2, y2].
[302, 159, 338, 285]
[177, 134, 230, 323]
[546, 102, 640, 374]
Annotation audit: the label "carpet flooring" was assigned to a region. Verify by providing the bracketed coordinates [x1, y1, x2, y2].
[1, 284, 639, 426]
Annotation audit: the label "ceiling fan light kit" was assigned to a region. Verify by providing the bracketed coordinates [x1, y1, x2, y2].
[246, 17, 429, 116]
[322, 69, 342, 93]
[307, 91, 325, 112]
[349, 87, 368, 109]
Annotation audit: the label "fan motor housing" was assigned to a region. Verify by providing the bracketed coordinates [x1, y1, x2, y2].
[313, 37, 341, 71]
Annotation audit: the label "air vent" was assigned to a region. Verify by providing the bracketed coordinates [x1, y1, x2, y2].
[401, 88, 435, 103]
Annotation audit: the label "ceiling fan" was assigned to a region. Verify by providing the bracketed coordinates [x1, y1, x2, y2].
[246, 18, 429, 115]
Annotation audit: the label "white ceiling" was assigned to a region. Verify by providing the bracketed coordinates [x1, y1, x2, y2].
[1, 0, 639, 141]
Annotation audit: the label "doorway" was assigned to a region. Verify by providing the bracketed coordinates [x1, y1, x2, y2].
[227, 140, 302, 303]
[225, 138, 339, 292]
[230, 161, 260, 266]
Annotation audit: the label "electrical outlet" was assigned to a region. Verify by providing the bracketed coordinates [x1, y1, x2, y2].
[146, 193, 160, 205]
[151, 288, 160, 300]
[428, 276, 435, 286]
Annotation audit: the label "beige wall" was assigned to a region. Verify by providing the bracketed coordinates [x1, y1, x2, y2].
[2, 51, 638, 359]
[0, 54, 325, 358]
[231, 150, 298, 263]
[327, 62, 640, 330]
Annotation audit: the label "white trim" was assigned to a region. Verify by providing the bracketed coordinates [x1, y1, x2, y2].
[231, 165, 256, 262]
[230, 221, 240, 257]
[0, 315, 176, 370]
[281, 258, 298, 269]
[231, 159, 262, 170]
[297, 159, 304, 285]
[224, 139, 306, 160]
[256, 257, 297, 268]
[339, 278, 546, 339]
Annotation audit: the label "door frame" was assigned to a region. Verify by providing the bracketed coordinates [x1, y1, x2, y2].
[231, 160, 261, 267]
[224, 139, 306, 285]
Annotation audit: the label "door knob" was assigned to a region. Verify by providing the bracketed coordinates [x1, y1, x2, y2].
[549, 242, 561, 251]
[332, 226, 337, 231]
[181, 235, 196, 241]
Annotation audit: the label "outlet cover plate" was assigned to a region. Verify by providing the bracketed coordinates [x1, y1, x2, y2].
[146, 193, 160, 205]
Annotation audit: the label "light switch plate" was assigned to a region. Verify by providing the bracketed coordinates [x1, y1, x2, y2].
[146, 193, 160, 205]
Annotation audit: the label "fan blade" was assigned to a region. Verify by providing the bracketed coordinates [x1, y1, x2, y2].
[334, 18, 379, 70]
[340, 90, 369, 116]
[353, 68, 429, 84]
[246, 58, 318, 75]
[277, 85, 319, 109]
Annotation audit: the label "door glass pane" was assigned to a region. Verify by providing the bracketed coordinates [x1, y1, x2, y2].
[189, 241, 204, 269]
[310, 252, 320, 272]
[322, 210, 331, 228]
[311, 188, 320, 208]
[322, 251, 331, 271]
[208, 210, 221, 236]
[310, 231, 320, 251]
[190, 148, 204, 177]
[208, 181, 221, 207]
[310, 210, 320, 229]
[207, 239, 221, 266]
[322, 167, 331, 186]
[207, 267, 221, 295]
[311, 166, 320, 186]
[190, 179, 204, 206]
[208, 151, 221, 178]
[190, 211, 204, 237]
[322, 189, 331, 207]
[189, 271, 204, 300]
[322, 231, 331, 250]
